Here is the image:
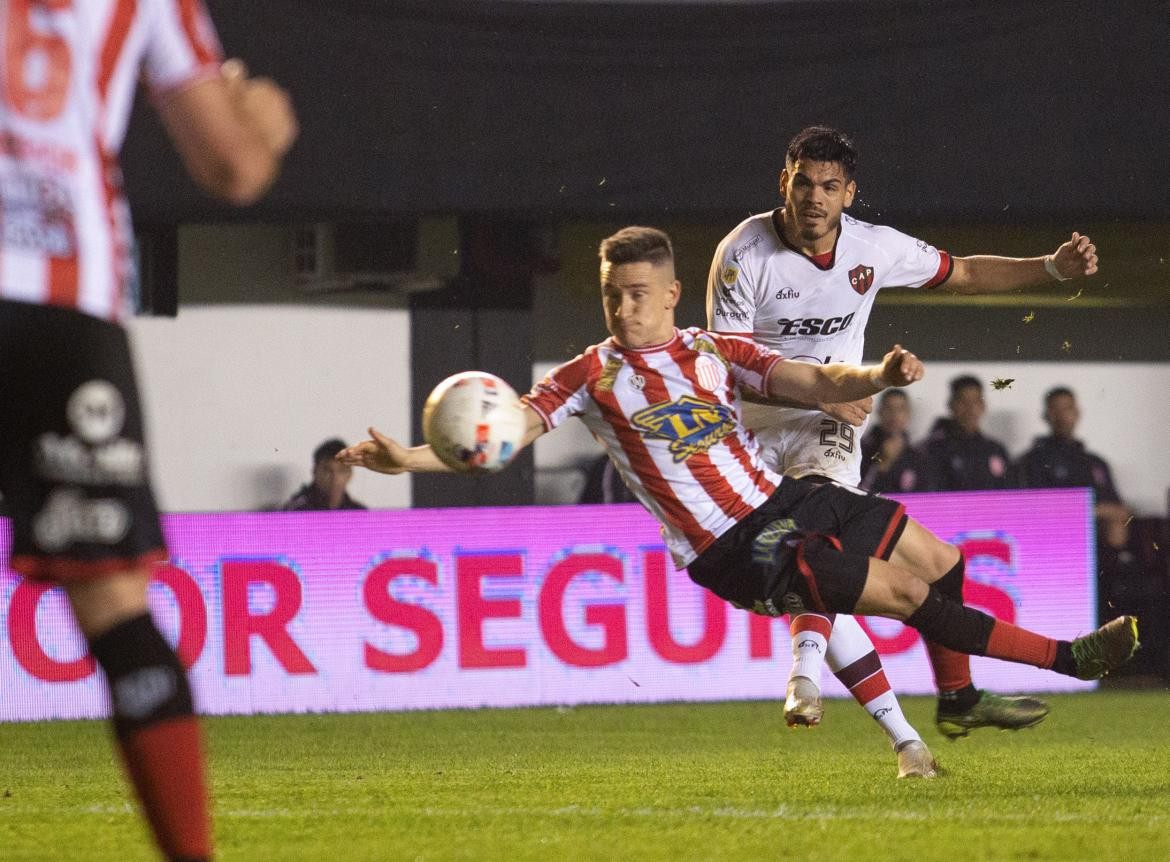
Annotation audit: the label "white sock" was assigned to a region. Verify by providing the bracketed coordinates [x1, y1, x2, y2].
[788, 613, 832, 686]
[825, 615, 920, 748]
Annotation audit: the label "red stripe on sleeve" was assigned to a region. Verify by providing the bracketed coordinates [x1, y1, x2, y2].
[98, 0, 138, 104]
[178, 0, 221, 65]
[923, 250, 954, 289]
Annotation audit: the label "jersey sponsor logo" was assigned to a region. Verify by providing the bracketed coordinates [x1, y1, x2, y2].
[732, 234, 763, 261]
[720, 264, 740, 286]
[773, 312, 856, 337]
[628, 373, 646, 391]
[595, 356, 624, 392]
[714, 307, 749, 322]
[630, 395, 736, 463]
[848, 264, 875, 295]
[32, 489, 131, 552]
[774, 288, 800, 300]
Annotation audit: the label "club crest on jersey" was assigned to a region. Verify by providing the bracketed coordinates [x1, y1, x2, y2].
[595, 356, 624, 392]
[630, 395, 736, 463]
[695, 356, 725, 391]
[628, 374, 646, 391]
[848, 264, 875, 295]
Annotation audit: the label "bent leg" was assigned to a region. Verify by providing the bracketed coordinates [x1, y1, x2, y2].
[66, 570, 212, 862]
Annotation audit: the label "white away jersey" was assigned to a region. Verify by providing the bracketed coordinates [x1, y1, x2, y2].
[706, 210, 951, 485]
[523, 327, 785, 568]
[0, 0, 223, 321]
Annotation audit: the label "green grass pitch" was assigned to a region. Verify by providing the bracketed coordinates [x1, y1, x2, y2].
[2, 691, 1168, 861]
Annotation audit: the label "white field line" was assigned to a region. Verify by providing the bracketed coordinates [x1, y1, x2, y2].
[3, 802, 1168, 825]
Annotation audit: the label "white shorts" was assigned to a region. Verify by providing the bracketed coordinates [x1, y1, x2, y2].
[741, 402, 868, 488]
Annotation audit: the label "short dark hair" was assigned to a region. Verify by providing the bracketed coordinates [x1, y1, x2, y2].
[879, 388, 909, 404]
[949, 375, 983, 401]
[786, 126, 858, 179]
[599, 226, 674, 268]
[1045, 386, 1075, 406]
[313, 438, 347, 465]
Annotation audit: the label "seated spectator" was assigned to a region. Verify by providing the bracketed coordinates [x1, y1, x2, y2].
[924, 375, 1015, 490]
[859, 389, 936, 494]
[284, 439, 367, 511]
[578, 453, 637, 504]
[1017, 386, 1131, 548]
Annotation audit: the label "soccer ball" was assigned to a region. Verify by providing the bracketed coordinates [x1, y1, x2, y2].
[422, 372, 527, 474]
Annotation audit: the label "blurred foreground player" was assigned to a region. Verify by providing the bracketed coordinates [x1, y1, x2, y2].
[342, 227, 1139, 778]
[708, 125, 1098, 743]
[0, 3, 296, 860]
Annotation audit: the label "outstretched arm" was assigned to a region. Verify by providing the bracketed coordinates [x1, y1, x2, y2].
[337, 405, 548, 475]
[764, 345, 924, 407]
[944, 232, 1098, 295]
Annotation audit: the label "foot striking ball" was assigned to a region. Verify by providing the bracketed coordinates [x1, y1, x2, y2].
[422, 372, 527, 474]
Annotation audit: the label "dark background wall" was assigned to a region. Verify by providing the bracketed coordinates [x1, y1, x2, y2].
[123, 0, 1170, 224]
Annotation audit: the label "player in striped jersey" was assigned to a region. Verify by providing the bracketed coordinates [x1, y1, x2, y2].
[0, 3, 296, 860]
[708, 127, 1097, 751]
[341, 226, 1139, 780]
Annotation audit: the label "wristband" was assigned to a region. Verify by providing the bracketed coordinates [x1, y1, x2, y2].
[1044, 255, 1071, 282]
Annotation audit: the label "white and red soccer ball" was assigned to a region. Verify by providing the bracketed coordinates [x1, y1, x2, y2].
[422, 372, 527, 474]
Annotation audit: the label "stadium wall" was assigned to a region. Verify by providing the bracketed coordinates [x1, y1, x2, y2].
[126, 305, 412, 513]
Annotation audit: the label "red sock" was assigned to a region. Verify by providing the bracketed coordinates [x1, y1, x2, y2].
[117, 717, 211, 861]
[925, 641, 973, 692]
[985, 619, 1058, 668]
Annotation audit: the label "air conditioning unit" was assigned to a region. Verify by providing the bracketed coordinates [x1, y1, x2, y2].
[292, 218, 459, 295]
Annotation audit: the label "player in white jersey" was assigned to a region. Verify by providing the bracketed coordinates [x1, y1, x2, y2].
[0, 3, 296, 859]
[341, 226, 1140, 779]
[708, 126, 1097, 754]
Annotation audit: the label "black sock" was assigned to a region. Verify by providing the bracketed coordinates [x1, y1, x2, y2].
[936, 555, 964, 600]
[904, 586, 995, 656]
[937, 683, 980, 714]
[1051, 641, 1076, 677]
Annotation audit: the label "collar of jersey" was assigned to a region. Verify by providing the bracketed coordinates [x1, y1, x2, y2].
[610, 329, 681, 355]
[771, 208, 841, 271]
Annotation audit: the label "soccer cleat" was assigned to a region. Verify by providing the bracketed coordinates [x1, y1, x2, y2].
[784, 675, 823, 728]
[1071, 615, 1140, 680]
[935, 690, 1050, 740]
[895, 739, 938, 779]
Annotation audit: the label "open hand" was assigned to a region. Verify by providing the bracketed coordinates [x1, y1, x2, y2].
[879, 345, 924, 387]
[336, 427, 411, 475]
[1051, 231, 1098, 278]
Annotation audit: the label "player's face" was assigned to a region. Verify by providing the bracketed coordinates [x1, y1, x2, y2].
[878, 393, 911, 433]
[949, 386, 986, 434]
[600, 260, 681, 349]
[780, 159, 856, 242]
[1045, 394, 1079, 438]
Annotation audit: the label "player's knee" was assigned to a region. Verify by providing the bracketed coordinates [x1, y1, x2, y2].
[87, 612, 193, 738]
[885, 568, 929, 620]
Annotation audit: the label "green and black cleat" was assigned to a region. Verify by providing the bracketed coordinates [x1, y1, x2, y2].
[936, 690, 1050, 740]
[1071, 616, 1141, 680]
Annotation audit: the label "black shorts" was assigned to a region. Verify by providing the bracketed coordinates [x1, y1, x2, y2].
[686, 476, 906, 616]
[0, 300, 166, 582]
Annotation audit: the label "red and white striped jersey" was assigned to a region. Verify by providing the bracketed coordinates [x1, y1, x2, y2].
[0, 0, 222, 321]
[524, 327, 786, 567]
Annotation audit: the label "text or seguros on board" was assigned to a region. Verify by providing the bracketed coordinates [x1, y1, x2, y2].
[0, 489, 1096, 721]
